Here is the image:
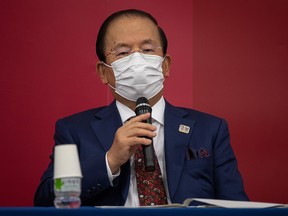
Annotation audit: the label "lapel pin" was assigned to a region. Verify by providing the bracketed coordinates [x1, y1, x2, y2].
[179, 124, 190, 134]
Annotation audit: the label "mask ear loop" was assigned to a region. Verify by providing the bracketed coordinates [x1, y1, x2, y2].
[161, 55, 168, 84]
[108, 83, 116, 90]
[100, 61, 115, 91]
[101, 61, 112, 68]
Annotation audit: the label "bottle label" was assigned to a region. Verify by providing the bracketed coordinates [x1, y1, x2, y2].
[54, 177, 81, 192]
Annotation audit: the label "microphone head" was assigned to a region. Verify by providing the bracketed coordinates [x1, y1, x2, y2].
[136, 97, 149, 106]
[135, 97, 151, 115]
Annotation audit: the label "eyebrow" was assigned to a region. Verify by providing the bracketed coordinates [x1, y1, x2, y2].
[140, 39, 158, 46]
[111, 43, 130, 51]
[111, 39, 158, 50]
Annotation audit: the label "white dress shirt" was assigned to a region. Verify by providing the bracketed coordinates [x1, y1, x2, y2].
[105, 97, 171, 206]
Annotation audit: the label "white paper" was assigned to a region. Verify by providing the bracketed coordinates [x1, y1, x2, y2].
[96, 198, 288, 209]
[183, 198, 287, 208]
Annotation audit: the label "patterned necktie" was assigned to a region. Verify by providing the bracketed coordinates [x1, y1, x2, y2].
[134, 145, 168, 206]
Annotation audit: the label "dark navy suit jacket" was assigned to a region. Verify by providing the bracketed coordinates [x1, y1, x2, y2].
[34, 100, 248, 206]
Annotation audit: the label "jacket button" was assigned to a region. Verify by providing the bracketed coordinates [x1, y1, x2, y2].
[97, 184, 103, 190]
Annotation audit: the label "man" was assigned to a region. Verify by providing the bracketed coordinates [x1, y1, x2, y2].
[34, 9, 248, 207]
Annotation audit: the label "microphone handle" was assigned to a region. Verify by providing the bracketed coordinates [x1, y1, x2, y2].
[135, 98, 155, 171]
[142, 142, 155, 171]
[142, 110, 155, 171]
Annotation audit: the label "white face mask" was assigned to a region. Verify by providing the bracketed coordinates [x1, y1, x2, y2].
[102, 52, 165, 102]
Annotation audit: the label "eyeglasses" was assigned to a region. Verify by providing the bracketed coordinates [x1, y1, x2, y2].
[105, 45, 162, 59]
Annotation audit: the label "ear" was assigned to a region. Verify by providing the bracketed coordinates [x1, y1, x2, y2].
[162, 55, 171, 78]
[96, 61, 109, 84]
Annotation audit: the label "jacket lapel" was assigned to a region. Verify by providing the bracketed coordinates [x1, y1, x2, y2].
[164, 102, 195, 200]
[90, 101, 130, 202]
[90, 101, 122, 152]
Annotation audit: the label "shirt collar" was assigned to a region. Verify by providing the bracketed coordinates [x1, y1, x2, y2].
[116, 101, 135, 124]
[151, 97, 165, 125]
[116, 97, 165, 125]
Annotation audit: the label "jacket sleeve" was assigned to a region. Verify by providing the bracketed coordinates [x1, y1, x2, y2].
[213, 119, 249, 200]
[34, 118, 113, 206]
[34, 119, 78, 206]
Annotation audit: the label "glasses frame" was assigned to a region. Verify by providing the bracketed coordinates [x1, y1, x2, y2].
[105, 46, 163, 59]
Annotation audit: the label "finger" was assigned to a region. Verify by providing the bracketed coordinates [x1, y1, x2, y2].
[128, 122, 156, 132]
[129, 127, 157, 138]
[129, 112, 151, 123]
[127, 136, 153, 146]
[125, 114, 156, 131]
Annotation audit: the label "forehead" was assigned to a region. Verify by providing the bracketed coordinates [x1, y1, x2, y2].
[105, 16, 161, 49]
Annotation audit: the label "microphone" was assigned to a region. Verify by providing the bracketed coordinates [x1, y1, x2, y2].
[135, 97, 155, 171]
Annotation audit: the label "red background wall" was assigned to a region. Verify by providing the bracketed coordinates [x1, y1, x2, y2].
[192, 0, 288, 203]
[0, 0, 287, 206]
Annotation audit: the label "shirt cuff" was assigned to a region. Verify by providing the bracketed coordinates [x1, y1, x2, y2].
[105, 152, 120, 186]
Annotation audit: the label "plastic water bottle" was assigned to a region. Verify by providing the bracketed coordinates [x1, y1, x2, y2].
[54, 177, 81, 208]
[53, 144, 82, 208]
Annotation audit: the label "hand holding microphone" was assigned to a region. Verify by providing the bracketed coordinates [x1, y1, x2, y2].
[135, 97, 155, 171]
[107, 101, 156, 174]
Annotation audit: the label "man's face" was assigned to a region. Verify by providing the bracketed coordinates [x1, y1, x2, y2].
[103, 16, 164, 87]
[105, 16, 163, 61]
[96, 15, 171, 106]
